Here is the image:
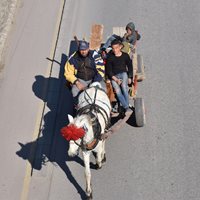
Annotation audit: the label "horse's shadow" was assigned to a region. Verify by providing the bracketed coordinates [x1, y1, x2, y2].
[15, 49, 95, 199]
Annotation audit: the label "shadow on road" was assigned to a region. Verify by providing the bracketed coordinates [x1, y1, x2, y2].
[16, 49, 89, 199]
[126, 108, 137, 127]
[15, 39, 137, 200]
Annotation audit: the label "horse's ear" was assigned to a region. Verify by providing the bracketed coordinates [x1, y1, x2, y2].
[68, 114, 74, 124]
[18, 142, 25, 147]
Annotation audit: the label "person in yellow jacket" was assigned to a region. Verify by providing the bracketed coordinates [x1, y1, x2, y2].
[64, 40, 105, 105]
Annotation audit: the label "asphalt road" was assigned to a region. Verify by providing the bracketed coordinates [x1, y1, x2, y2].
[1, 0, 200, 200]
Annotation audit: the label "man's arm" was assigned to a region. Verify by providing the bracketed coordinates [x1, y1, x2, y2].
[64, 56, 77, 84]
[64, 59, 86, 91]
[105, 54, 113, 80]
[92, 51, 105, 82]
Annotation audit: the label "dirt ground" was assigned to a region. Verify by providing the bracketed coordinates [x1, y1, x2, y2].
[0, 0, 19, 73]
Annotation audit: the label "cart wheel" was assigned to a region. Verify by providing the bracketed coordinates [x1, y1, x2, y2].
[134, 97, 146, 127]
[136, 54, 145, 81]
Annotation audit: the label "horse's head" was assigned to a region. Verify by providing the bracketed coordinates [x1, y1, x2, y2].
[61, 114, 94, 156]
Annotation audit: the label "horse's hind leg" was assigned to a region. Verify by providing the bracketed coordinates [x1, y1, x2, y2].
[102, 152, 106, 163]
[101, 140, 106, 163]
[83, 151, 93, 199]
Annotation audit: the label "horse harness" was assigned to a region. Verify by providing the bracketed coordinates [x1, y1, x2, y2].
[74, 86, 111, 151]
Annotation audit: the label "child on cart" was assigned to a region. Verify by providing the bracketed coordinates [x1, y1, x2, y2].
[101, 22, 141, 54]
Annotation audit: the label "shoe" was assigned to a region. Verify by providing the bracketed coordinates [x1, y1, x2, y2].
[111, 103, 119, 117]
[111, 107, 118, 113]
[118, 105, 124, 113]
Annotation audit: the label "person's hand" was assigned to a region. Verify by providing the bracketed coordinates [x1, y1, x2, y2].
[116, 79, 122, 85]
[112, 76, 122, 85]
[75, 80, 85, 91]
[124, 33, 128, 38]
[128, 78, 132, 85]
[125, 31, 132, 37]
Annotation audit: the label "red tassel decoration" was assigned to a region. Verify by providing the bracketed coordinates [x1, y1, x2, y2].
[61, 124, 85, 141]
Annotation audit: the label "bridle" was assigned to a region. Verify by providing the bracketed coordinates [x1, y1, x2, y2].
[73, 86, 111, 151]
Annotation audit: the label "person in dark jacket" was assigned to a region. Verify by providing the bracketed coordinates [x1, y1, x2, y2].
[106, 39, 133, 114]
[64, 41, 105, 105]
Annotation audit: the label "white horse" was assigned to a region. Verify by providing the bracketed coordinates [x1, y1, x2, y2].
[61, 82, 111, 199]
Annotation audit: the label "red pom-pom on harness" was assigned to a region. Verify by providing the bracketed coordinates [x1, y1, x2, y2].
[61, 124, 85, 141]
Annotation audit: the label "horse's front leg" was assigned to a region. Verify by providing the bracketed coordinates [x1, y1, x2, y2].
[68, 140, 79, 157]
[83, 151, 93, 199]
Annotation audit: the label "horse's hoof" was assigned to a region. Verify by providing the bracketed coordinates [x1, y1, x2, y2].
[96, 164, 102, 170]
[102, 154, 106, 163]
[86, 192, 93, 199]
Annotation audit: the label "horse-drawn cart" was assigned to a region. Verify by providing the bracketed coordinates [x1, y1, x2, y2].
[90, 24, 146, 128]
[61, 24, 146, 199]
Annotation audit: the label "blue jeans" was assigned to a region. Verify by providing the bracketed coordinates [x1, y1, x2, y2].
[102, 34, 118, 49]
[111, 72, 129, 109]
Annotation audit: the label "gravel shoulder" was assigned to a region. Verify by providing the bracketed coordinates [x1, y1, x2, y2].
[0, 0, 19, 73]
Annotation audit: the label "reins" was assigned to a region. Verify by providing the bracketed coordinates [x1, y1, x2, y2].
[75, 86, 111, 151]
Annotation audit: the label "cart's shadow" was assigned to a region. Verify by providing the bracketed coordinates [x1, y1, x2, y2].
[110, 107, 137, 127]
[126, 108, 137, 127]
